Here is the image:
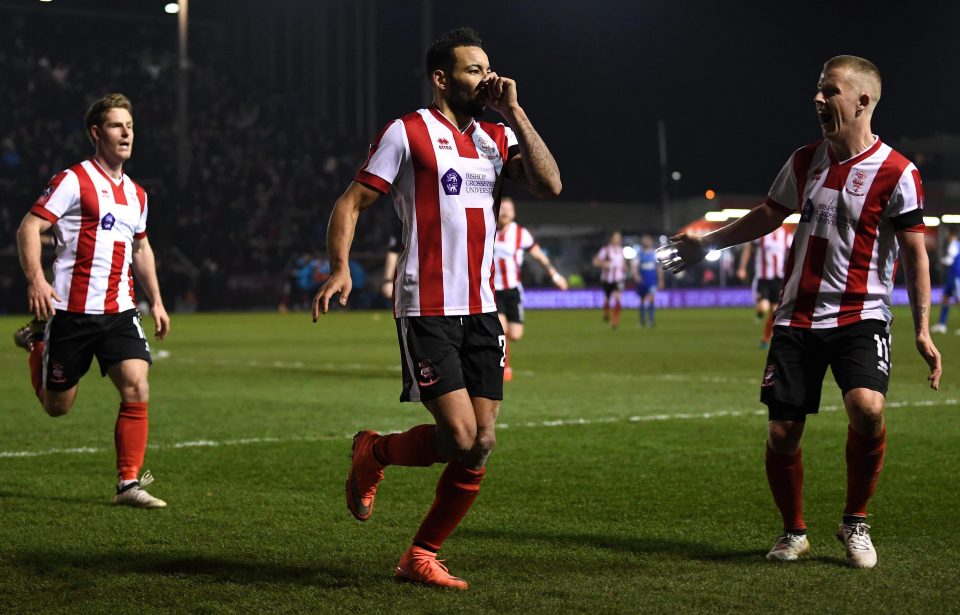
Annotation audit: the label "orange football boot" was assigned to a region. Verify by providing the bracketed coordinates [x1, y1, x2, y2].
[395, 545, 468, 590]
[345, 430, 385, 521]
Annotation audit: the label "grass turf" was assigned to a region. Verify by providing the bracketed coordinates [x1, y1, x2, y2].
[0, 307, 957, 613]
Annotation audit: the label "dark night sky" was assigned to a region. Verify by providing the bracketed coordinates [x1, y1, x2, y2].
[10, 0, 959, 204]
[372, 0, 960, 203]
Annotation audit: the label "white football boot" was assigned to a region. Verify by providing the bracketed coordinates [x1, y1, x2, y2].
[837, 521, 877, 568]
[113, 470, 167, 509]
[931, 323, 947, 334]
[766, 532, 811, 562]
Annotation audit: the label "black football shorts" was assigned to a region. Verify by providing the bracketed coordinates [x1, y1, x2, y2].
[755, 277, 784, 304]
[43, 309, 153, 391]
[396, 313, 505, 403]
[495, 288, 524, 324]
[760, 319, 891, 421]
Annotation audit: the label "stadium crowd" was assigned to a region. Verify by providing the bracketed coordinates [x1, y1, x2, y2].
[0, 12, 393, 312]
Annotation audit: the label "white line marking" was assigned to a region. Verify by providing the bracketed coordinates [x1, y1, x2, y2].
[171, 358, 762, 383]
[1, 398, 955, 460]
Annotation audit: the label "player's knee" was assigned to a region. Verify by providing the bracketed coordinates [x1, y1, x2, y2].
[43, 398, 72, 417]
[438, 424, 477, 458]
[767, 421, 803, 454]
[121, 379, 150, 403]
[475, 431, 496, 456]
[845, 389, 884, 426]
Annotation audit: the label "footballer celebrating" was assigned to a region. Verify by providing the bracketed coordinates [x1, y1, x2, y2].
[15, 93, 170, 508]
[313, 27, 561, 588]
[660, 56, 941, 568]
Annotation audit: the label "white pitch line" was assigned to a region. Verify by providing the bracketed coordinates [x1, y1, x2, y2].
[169, 357, 769, 383]
[1, 398, 955, 460]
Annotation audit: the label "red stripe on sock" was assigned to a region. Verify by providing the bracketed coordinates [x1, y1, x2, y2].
[413, 461, 486, 551]
[844, 425, 886, 517]
[115, 401, 149, 481]
[373, 424, 441, 467]
[765, 445, 806, 532]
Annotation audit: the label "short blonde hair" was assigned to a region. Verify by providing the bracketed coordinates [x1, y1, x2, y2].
[824, 55, 882, 107]
[84, 93, 133, 145]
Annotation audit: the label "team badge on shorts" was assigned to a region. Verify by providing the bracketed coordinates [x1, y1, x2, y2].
[50, 362, 67, 385]
[417, 359, 440, 387]
[762, 364, 777, 388]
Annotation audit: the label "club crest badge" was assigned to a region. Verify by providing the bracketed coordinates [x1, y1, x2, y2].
[417, 359, 440, 387]
[442, 168, 462, 196]
[761, 364, 776, 388]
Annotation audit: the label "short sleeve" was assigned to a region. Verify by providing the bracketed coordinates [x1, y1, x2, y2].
[135, 193, 149, 239]
[354, 120, 407, 194]
[520, 227, 535, 250]
[30, 170, 79, 223]
[503, 125, 520, 161]
[765, 154, 799, 214]
[889, 165, 925, 232]
[889, 165, 924, 218]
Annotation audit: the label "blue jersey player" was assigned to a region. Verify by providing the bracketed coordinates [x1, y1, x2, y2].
[631, 235, 663, 327]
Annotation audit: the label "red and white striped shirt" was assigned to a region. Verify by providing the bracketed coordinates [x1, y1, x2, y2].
[493, 222, 535, 291]
[752, 227, 793, 280]
[766, 138, 925, 329]
[596, 244, 627, 284]
[355, 107, 518, 317]
[29, 159, 148, 315]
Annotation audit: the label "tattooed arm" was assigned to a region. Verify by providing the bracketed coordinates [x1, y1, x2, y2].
[898, 229, 942, 390]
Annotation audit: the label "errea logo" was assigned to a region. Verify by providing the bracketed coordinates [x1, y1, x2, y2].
[437, 137, 453, 151]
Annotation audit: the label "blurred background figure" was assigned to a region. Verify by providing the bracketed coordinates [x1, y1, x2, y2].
[593, 231, 626, 330]
[493, 196, 567, 381]
[932, 226, 959, 333]
[631, 234, 664, 328]
[737, 227, 793, 348]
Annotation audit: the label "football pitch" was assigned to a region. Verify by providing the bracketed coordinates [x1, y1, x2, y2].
[1, 307, 957, 614]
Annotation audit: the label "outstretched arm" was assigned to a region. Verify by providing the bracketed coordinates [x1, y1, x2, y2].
[479, 74, 561, 199]
[898, 229, 942, 390]
[312, 181, 382, 319]
[661, 204, 787, 273]
[528, 243, 567, 289]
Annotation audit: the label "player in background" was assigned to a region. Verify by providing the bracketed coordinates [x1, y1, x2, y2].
[593, 231, 626, 329]
[493, 196, 567, 381]
[931, 226, 959, 333]
[312, 27, 561, 589]
[659, 56, 940, 568]
[630, 234, 664, 327]
[737, 227, 794, 348]
[14, 93, 170, 508]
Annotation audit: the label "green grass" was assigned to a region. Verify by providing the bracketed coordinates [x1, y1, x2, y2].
[0, 308, 957, 614]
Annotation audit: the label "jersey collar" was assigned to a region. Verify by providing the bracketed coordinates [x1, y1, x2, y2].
[428, 105, 476, 137]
